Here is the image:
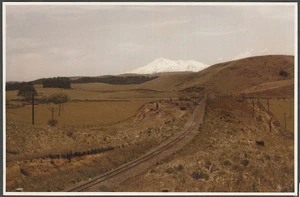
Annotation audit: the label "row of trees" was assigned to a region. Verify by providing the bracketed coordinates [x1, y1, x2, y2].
[6, 82, 38, 99]
[6, 77, 71, 93]
[7, 75, 159, 92]
[42, 77, 71, 89]
[72, 75, 159, 85]
[6, 82, 37, 92]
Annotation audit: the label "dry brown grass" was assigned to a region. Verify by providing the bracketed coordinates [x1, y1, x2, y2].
[6, 101, 145, 126]
[117, 97, 294, 192]
[6, 95, 192, 192]
[259, 98, 294, 133]
[5, 55, 295, 192]
[6, 140, 161, 192]
[179, 55, 294, 96]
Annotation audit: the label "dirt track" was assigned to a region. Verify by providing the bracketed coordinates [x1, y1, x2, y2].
[66, 96, 207, 192]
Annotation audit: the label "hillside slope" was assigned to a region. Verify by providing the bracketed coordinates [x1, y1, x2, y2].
[178, 55, 294, 98]
[137, 72, 197, 91]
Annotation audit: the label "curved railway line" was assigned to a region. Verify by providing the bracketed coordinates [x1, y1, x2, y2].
[66, 95, 207, 192]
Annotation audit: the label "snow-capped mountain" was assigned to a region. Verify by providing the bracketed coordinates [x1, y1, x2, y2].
[125, 58, 209, 74]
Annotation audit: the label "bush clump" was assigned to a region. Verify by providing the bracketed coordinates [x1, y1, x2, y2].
[191, 171, 209, 180]
[38, 96, 49, 104]
[165, 168, 174, 174]
[43, 77, 71, 89]
[241, 159, 249, 166]
[48, 120, 58, 126]
[279, 70, 289, 77]
[176, 164, 184, 171]
[48, 93, 70, 104]
[223, 160, 232, 167]
[17, 82, 37, 99]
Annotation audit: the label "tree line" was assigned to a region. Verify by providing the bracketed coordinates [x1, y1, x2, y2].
[6, 77, 71, 91]
[6, 75, 159, 90]
[42, 77, 71, 89]
[71, 75, 159, 85]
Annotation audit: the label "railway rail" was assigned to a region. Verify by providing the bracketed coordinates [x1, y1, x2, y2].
[66, 95, 207, 192]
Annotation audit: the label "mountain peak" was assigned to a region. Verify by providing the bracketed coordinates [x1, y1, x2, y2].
[125, 58, 209, 74]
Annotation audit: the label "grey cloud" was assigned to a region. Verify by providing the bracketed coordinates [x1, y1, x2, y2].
[5, 3, 296, 82]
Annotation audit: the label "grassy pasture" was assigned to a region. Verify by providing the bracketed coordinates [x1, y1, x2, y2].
[35, 85, 114, 100]
[6, 101, 146, 127]
[71, 82, 139, 92]
[6, 81, 181, 128]
[138, 72, 197, 91]
[6, 75, 184, 102]
[259, 98, 294, 133]
[5, 90, 19, 100]
[71, 72, 196, 92]
[31, 84, 178, 100]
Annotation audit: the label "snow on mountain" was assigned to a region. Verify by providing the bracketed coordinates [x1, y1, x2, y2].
[125, 58, 209, 74]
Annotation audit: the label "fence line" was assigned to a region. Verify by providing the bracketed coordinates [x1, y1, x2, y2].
[58, 99, 168, 129]
[255, 99, 293, 138]
[60, 116, 133, 129]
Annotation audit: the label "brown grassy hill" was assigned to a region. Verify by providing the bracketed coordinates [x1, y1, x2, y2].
[178, 55, 294, 98]
[138, 72, 197, 91]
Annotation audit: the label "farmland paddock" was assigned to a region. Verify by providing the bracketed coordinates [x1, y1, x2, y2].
[6, 101, 146, 127]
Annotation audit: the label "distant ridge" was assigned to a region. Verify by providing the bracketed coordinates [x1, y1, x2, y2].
[125, 58, 209, 74]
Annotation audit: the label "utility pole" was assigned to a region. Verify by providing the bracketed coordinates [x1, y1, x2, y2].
[59, 102, 61, 117]
[48, 107, 58, 126]
[289, 99, 292, 119]
[252, 99, 255, 118]
[284, 113, 287, 132]
[32, 92, 34, 125]
[52, 107, 54, 121]
[267, 98, 270, 114]
[269, 116, 272, 132]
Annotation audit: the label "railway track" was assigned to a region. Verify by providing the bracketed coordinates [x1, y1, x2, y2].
[66, 95, 207, 192]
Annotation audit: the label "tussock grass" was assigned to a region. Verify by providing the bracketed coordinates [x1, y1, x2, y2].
[6, 138, 160, 192]
[117, 97, 294, 192]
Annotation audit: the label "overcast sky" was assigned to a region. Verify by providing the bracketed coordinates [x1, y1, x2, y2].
[4, 3, 296, 82]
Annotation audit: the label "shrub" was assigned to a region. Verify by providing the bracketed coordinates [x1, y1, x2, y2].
[20, 168, 30, 176]
[165, 168, 174, 174]
[191, 171, 209, 180]
[180, 106, 187, 110]
[48, 93, 70, 104]
[17, 82, 37, 99]
[241, 159, 249, 166]
[279, 70, 289, 77]
[177, 164, 184, 171]
[67, 131, 73, 138]
[223, 160, 232, 167]
[48, 120, 58, 126]
[205, 161, 211, 170]
[38, 96, 49, 104]
[231, 164, 243, 172]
